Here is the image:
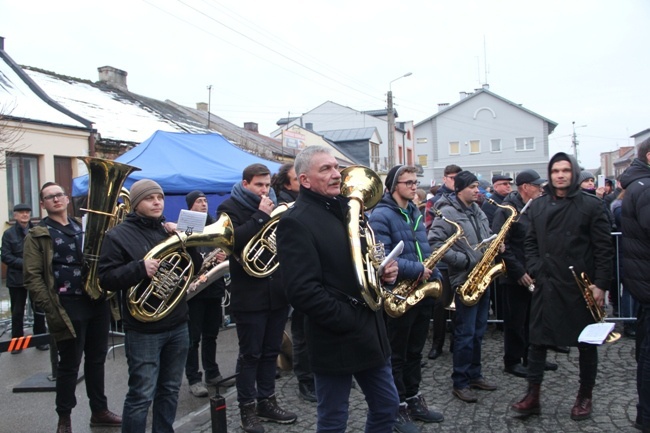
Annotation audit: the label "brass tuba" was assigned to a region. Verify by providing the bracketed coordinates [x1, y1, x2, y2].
[457, 198, 516, 306]
[79, 157, 140, 300]
[127, 213, 234, 322]
[241, 202, 294, 278]
[569, 266, 621, 343]
[384, 211, 464, 318]
[340, 165, 385, 311]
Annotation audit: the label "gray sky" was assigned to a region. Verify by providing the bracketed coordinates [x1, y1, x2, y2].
[1, 0, 648, 169]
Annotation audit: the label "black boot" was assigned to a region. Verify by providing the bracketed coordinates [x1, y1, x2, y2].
[240, 402, 264, 433]
[57, 415, 72, 433]
[256, 395, 297, 424]
[511, 383, 541, 416]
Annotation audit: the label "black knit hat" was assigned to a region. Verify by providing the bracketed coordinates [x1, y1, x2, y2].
[385, 165, 408, 193]
[186, 190, 206, 209]
[454, 170, 479, 192]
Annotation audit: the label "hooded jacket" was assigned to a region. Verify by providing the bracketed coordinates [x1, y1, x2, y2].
[525, 152, 613, 346]
[620, 158, 650, 303]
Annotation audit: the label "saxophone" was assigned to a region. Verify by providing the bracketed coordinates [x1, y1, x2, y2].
[384, 211, 464, 318]
[457, 198, 516, 306]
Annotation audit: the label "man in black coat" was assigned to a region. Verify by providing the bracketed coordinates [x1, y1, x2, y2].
[217, 163, 296, 433]
[620, 137, 650, 432]
[277, 146, 399, 433]
[1, 203, 47, 349]
[512, 153, 613, 421]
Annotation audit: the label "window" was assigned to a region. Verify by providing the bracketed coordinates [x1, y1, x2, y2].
[6, 153, 40, 219]
[449, 141, 460, 155]
[370, 143, 380, 171]
[469, 140, 480, 154]
[516, 137, 535, 151]
[491, 139, 501, 152]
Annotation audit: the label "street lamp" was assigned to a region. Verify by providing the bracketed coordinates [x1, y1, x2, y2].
[572, 121, 587, 162]
[387, 72, 412, 168]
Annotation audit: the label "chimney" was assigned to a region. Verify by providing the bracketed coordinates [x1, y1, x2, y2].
[196, 102, 208, 112]
[97, 66, 128, 91]
[0, 36, 4, 50]
[244, 122, 259, 133]
[482, 83, 490, 90]
[459, 91, 468, 100]
[438, 103, 449, 112]
[305, 123, 313, 131]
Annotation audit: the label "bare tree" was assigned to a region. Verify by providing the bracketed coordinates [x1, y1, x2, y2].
[0, 101, 26, 169]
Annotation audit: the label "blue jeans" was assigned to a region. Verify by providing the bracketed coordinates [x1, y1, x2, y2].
[314, 358, 398, 433]
[234, 306, 289, 405]
[451, 289, 490, 389]
[122, 324, 189, 433]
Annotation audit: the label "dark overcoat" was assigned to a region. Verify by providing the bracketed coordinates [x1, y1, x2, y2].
[277, 187, 391, 375]
[525, 153, 613, 346]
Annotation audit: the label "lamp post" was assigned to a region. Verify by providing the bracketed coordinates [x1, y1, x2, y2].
[572, 121, 587, 162]
[387, 72, 412, 168]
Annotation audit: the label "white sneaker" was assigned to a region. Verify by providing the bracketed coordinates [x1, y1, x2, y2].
[189, 382, 209, 397]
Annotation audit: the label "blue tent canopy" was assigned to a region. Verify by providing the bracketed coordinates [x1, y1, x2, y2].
[72, 131, 282, 220]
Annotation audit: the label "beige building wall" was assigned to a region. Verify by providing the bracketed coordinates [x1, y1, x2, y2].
[1, 120, 90, 225]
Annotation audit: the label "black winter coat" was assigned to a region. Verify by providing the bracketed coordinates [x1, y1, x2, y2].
[620, 158, 650, 303]
[98, 213, 189, 333]
[217, 196, 288, 313]
[277, 187, 391, 375]
[2, 221, 33, 287]
[493, 191, 530, 285]
[525, 153, 613, 346]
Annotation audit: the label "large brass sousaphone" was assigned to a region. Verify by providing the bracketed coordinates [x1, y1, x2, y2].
[340, 165, 385, 311]
[79, 157, 140, 300]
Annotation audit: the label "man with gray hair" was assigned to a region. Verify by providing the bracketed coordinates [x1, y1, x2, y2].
[278, 146, 400, 433]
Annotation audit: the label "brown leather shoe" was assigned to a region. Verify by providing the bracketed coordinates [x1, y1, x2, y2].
[470, 377, 497, 391]
[90, 409, 122, 427]
[511, 383, 541, 416]
[57, 415, 72, 433]
[452, 387, 478, 403]
[570, 396, 592, 420]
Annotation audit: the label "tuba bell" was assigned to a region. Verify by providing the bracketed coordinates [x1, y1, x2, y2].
[127, 213, 234, 322]
[79, 157, 140, 300]
[340, 165, 385, 311]
[241, 201, 294, 278]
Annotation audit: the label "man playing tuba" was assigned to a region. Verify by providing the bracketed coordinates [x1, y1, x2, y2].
[98, 179, 189, 433]
[368, 165, 445, 433]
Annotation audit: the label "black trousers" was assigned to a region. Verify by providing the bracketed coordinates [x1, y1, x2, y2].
[185, 297, 223, 384]
[502, 282, 531, 366]
[56, 296, 110, 416]
[527, 343, 597, 387]
[387, 303, 432, 401]
[290, 309, 313, 385]
[8, 286, 46, 338]
[431, 269, 454, 352]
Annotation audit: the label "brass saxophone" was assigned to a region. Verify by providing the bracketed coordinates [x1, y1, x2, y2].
[569, 266, 621, 343]
[384, 211, 464, 318]
[457, 198, 516, 306]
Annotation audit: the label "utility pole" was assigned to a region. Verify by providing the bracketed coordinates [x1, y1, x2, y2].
[387, 72, 412, 169]
[207, 85, 212, 128]
[572, 121, 587, 162]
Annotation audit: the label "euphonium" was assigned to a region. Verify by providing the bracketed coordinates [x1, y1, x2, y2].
[241, 201, 294, 278]
[187, 249, 230, 300]
[79, 157, 140, 300]
[384, 211, 464, 318]
[128, 213, 234, 322]
[457, 198, 516, 306]
[340, 165, 385, 311]
[569, 266, 621, 344]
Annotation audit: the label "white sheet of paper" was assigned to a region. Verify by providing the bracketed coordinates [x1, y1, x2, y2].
[176, 209, 207, 233]
[378, 240, 404, 276]
[578, 322, 615, 345]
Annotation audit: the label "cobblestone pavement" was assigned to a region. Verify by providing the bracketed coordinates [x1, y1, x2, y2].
[179, 324, 639, 433]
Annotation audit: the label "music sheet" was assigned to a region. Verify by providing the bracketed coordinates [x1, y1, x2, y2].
[578, 322, 615, 345]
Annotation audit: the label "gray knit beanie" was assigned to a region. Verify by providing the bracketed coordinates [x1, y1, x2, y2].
[130, 179, 164, 210]
[578, 171, 595, 185]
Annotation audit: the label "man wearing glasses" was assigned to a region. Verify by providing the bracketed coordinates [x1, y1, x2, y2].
[369, 165, 444, 433]
[24, 182, 121, 433]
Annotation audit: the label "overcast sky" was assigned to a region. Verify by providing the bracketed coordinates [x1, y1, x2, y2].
[1, 0, 648, 169]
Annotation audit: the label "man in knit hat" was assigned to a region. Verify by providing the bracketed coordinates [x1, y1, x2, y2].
[183, 190, 229, 397]
[428, 170, 499, 403]
[24, 182, 121, 433]
[99, 179, 190, 433]
[369, 165, 444, 432]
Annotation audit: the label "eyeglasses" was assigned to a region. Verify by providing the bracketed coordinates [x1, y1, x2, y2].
[397, 180, 420, 188]
[42, 193, 67, 201]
